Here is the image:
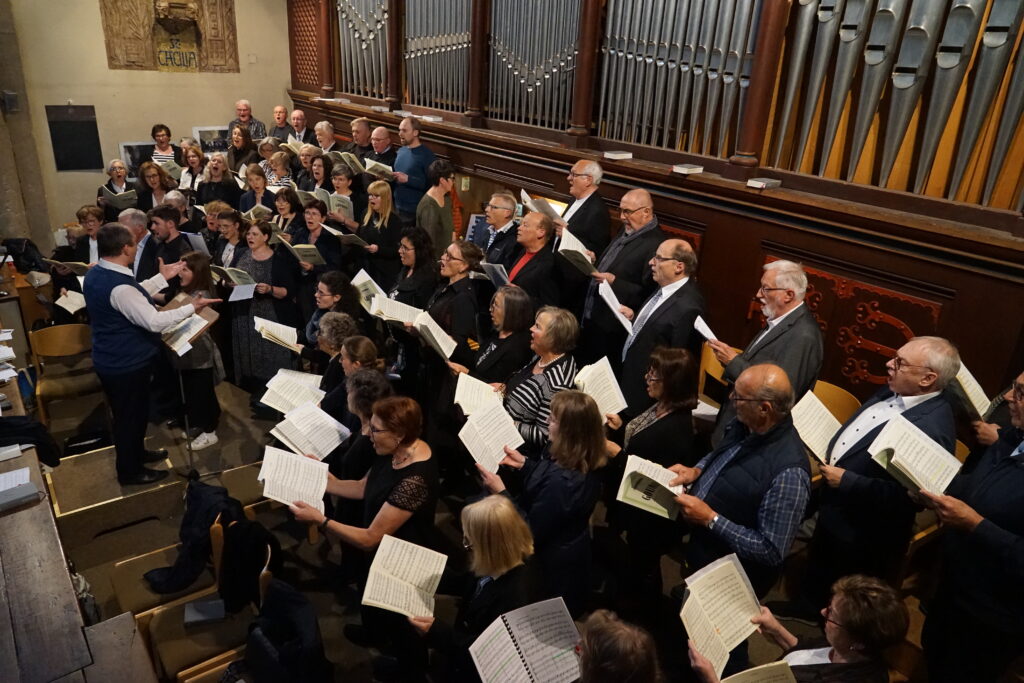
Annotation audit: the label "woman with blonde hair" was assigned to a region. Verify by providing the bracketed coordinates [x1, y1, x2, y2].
[196, 152, 242, 208]
[178, 143, 207, 197]
[479, 389, 606, 616]
[407, 494, 539, 681]
[340, 179, 403, 288]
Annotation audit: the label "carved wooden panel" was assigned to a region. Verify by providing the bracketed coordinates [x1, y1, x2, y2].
[744, 254, 945, 401]
[289, 0, 321, 91]
[99, 0, 238, 73]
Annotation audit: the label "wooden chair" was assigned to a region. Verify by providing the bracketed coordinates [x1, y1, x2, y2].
[28, 323, 103, 425]
[145, 530, 274, 681]
[812, 380, 862, 423]
[114, 513, 225, 615]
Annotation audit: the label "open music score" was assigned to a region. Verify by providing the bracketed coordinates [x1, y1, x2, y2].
[868, 414, 962, 493]
[257, 446, 327, 515]
[790, 391, 842, 464]
[616, 455, 684, 519]
[260, 369, 325, 414]
[361, 535, 447, 618]
[459, 401, 524, 473]
[470, 597, 580, 683]
[454, 372, 502, 416]
[271, 402, 351, 461]
[574, 356, 628, 416]
[680, 554, 761, 678]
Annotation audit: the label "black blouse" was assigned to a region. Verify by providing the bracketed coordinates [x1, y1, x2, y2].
[363, 455, 439, 549]
[388, 264, 440, 310]
[473, 330, 533, 384]
[426, 277, 480, 366]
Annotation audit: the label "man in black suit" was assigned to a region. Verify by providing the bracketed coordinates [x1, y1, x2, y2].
[553, 159, 611, 316]
[289, 109, 316, 144]
[709, 259, 823, 446]
[785, 336, 960, 615]
[618, 238, 704, 417]
[507, 212, 559, 310]
[480, 192, 519, 269]
[578, 188, 665, 367]
[362, 126, 398, 192]
[919, 369, 1024, 683]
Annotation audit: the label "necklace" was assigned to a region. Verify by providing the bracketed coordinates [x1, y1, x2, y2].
[392, 443, 415, 468]
[536, 353, 564, 369]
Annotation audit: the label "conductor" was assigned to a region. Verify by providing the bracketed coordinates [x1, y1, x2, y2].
[83, 223, 220, 485]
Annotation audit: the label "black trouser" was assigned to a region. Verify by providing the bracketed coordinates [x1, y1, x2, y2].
[178, 367, 221, 434]
[923, 593, 1023, 683]
[98, 361, 154, 478]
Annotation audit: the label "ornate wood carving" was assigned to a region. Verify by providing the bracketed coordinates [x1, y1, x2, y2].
[99, 0, 238, 73]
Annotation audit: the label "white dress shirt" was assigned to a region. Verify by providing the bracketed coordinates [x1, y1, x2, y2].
[633, 276, 689, 323]
[97, 260, 195, 333]
[88, 238, 98, 264]
[829, 391, 940, 464]
[561, 192, 591, 223]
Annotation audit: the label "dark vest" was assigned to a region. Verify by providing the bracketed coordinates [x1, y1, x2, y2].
[688, 416, 810, 596]
[83, 263, 161, 374]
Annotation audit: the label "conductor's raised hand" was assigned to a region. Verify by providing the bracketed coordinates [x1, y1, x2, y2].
[192, 296, 223, 312]
[158, 257, 185, 280]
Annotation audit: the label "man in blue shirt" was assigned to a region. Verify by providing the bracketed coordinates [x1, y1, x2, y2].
[392, 116, 436, 225]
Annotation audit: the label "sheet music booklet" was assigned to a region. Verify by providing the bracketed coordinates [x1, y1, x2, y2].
[260, 369, 325, 414]
[254, 316, 302, 353]
[597, 281, 632, 333]
[616, 454, 684, 519]
[557, 228, 596, 275]
[679, 554, 761, 678]
[258, 445, 327, 514]
[353, 270, 387, 312]
[459, 400, 524, 473]
[574, 356, 628, 416]
[271, 402, 351, 461]
[789, 391, 842, 464]
[868, 414, 962, 493]
[470, 597, 580, 683]
[361, 535, 447, 618]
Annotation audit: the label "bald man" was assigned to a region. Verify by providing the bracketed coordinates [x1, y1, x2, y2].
[669, 363, 810, 598]
[290, 109, 315, 144]
[618, 238, 704, 416]
[268, 105, 294, 141]
[362, 126, 398, 190]
[578, 188, 665, 367]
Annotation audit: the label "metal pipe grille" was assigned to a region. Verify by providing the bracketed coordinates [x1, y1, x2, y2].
[337, 0, 390, 99]
[404, 0, 472, 111]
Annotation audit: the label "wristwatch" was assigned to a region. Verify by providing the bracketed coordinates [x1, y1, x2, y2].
[318, 516, 330, 531]
[707, 514, 720, 530]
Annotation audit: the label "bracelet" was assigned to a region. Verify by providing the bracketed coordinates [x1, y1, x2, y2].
[318, 516, 330, 531]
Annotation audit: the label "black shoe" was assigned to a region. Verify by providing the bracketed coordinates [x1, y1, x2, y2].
[764, 598, 821, 625]
[142, 448, 169, 463]
[118, 468, 170, 486]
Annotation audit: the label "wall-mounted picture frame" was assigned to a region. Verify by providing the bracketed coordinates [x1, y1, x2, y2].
[118, 141, 156, 183]
[192, 126, 231, 154]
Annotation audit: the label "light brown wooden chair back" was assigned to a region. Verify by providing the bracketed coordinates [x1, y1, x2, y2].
[812, 380, 862, 423]
[29, 323, 93, 361]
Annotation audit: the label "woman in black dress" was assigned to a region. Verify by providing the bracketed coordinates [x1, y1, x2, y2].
[271, 187, 303, 238]
[226, 124, 259, 172]
[290, 396, 440, 662]
[291, 199, 343, 325]
[195, 152, 242, 209]
[321, 333, 381, 431]
[387, 226, 439, 309]
[604, 347, 700, 606]
[447, 284, 534, 385]
[478, 390, 606, 617]
[339, 180, 403, 288]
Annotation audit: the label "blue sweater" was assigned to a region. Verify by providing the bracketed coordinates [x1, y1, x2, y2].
[83, 263, 161, 374]
[393, 145, 436, 214]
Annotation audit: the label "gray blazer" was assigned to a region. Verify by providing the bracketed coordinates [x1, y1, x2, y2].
[713, 304, 823, 445]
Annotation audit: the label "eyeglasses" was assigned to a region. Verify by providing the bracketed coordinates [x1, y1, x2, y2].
[462, 537, 473, 551]
[398, 244, 413, 252]
[568, 172, 592, 179]
[314, 289, 334, 298]
[758, 285, 788, 294]
[619, 206, 651, 216]
[1008, 384, 1024, 403]
[729, 390, 761, 403]
[440, 251, 465, 263]
[368, 425, 391, 436]
[644, 370, 662, 383]
[368, 193, 381, 198]
[891, 355, 932, 373]
[824, 604, 844, 628]
[486, 203, 512, 212]
[651, 255, 679, 263]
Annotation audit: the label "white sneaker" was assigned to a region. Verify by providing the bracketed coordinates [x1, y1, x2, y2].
[189, 432, 219, 450]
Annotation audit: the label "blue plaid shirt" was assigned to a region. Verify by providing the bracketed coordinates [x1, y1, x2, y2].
[692, 443, 810, 566]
